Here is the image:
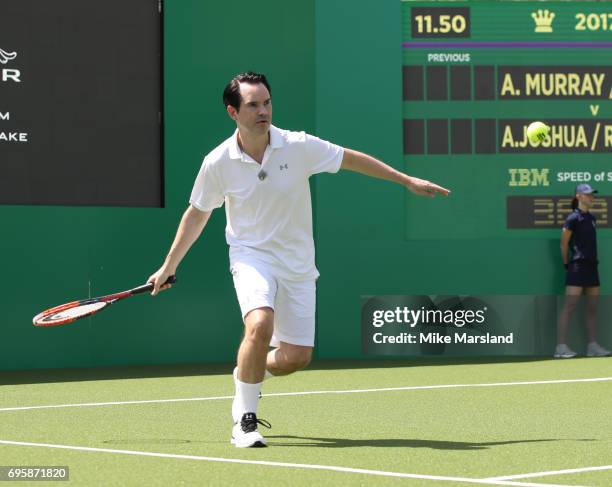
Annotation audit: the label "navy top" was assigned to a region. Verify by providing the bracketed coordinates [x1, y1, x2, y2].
[564, 209, 598, 263]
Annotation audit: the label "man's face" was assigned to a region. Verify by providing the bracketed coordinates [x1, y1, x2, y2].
[228, 82, 272, 137]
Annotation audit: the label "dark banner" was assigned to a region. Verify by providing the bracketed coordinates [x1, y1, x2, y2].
[0, 0, 162, 207]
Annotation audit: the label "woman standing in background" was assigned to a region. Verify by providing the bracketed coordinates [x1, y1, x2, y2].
[555, 184, 611, 358]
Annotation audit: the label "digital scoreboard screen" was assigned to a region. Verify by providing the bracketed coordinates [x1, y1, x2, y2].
[402, 1, 612, 238]
[0, 0, 162, 207]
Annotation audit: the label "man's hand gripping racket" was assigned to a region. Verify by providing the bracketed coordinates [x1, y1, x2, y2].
[32, 276, 176, 327]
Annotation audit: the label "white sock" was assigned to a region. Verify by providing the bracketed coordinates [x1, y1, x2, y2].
[232, 369, 262, 423]
[233, 367, 274, 381]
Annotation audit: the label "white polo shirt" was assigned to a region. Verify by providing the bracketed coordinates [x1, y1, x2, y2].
[190, 125, 344, 281]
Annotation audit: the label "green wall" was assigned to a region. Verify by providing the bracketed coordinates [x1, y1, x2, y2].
[2, 0, 608, 371]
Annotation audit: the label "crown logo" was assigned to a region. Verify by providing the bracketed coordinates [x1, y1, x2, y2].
[531, 9, 555, 33]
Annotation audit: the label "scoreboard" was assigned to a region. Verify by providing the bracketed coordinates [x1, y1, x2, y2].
[402, 1, 612, 239]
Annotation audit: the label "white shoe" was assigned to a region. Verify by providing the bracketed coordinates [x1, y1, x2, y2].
[554, 344, 577, 359]
[587, 342, 612, 357]
[231, 413, 271, 448]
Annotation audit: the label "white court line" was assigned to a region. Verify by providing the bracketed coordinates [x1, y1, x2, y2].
[486, 465, 612, 481]
[0, 439, 578, 487]
[0, 377, 610, 413]
[0, 396, 234, 412]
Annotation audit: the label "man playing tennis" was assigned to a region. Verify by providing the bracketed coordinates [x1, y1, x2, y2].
[148, 72, 450, 448]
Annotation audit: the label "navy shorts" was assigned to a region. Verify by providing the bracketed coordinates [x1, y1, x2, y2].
[565, 260, 600, 287]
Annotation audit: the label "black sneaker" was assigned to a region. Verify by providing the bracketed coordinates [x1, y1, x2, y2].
[230, 413, 271, 448]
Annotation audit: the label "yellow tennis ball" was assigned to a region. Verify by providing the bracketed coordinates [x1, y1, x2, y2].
[527, 121, 550, 144]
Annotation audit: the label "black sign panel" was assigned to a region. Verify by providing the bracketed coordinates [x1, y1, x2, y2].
[507, 196, 611, 229]
[0, 0, 162, 207]
[411, 7, 471, 38]
[499, 119, 612, 153]
[498, 66, 612, 100]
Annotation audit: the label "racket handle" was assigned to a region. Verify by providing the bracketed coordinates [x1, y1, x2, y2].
[133, 275, 177, 295]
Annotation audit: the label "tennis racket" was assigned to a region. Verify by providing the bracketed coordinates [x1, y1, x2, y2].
[32, 276, 177, 327]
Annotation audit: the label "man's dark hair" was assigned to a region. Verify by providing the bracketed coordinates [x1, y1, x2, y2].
[223, 72, 271, 112]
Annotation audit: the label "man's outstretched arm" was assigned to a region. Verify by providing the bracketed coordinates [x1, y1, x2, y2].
[148, 205, 212, 295]
[340, 148, 450, 197]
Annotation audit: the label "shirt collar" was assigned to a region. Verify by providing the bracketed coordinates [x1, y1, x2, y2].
[268, 125, 284, 149]
[228, 125, 284, 160]
[228, 129, 242, 159]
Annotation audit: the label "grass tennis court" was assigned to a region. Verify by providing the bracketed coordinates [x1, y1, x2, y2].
[1, 357, 611, 486]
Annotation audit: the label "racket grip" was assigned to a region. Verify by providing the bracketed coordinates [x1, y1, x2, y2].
[134, 275, 177, 295]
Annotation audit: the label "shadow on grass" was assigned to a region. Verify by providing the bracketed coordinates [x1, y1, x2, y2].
[267, 435, 560, 450]
[101, 436, 583, 450]
[1, 356, 558, 386]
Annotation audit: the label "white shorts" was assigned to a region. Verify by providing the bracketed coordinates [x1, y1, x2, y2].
[230, 259, 316, 347]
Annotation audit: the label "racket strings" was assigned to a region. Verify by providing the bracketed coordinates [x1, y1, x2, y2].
[34, 302, 107, 325]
